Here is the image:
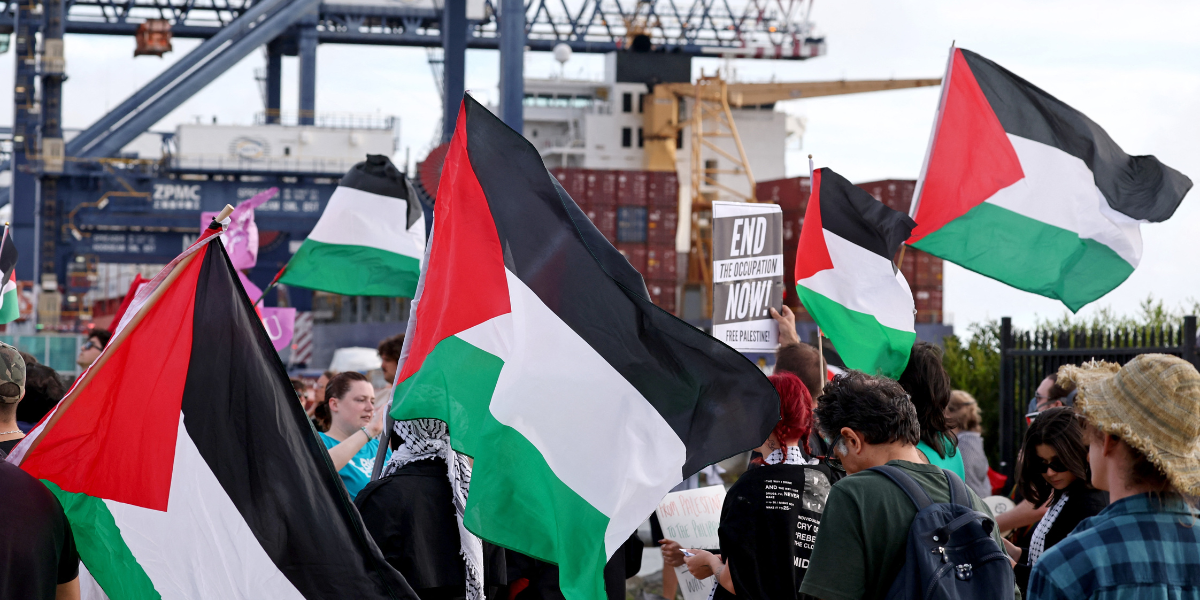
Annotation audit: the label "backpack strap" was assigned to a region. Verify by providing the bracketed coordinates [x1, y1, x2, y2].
[943, 469, 973, 509]
[869, 465, 933, 511]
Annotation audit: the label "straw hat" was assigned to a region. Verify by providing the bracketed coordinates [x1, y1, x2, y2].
[1057, 354, 1200, 496]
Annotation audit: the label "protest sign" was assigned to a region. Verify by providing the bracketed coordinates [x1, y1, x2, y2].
[711, 201, 784, 351]
[656, 486, 726, 600]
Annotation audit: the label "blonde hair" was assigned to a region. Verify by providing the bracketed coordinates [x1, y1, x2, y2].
[946, 390, 982, 433]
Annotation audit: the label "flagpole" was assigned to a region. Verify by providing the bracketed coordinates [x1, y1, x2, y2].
[807, 154, 826, 377]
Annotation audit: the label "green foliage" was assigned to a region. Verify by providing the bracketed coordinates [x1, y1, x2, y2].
[941, 321, 1002, 464]
[1034, 295, 1200, 332]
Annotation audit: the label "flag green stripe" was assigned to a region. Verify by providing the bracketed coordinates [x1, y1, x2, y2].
[794, 285, 916, 379]
[392, 335, 611, 600]
[42, 481, 161, 600]
[912, 202, 1134, 312]
[279, 239, 420, 298]
[0, 288, 17, 324]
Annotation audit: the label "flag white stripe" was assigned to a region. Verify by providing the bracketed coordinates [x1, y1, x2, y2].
[455, 269, 688, 556]
[986, 134, 1143, 266]
[797, 230, 916, 333]
[103, 417, 305, 600]
[305, 186, 425, 260]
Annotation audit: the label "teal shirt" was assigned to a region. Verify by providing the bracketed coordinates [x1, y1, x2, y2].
[319, 431, 391, 500]
[916, 437, 966, 480]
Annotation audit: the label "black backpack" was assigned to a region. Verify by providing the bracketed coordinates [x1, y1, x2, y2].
[869, 465, 1014, 600]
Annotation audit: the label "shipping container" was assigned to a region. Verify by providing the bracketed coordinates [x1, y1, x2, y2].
[647, 207, 678, 245]
[553, 168, 588, 202]
[647, 281, 677, 314]
[617, 243, 647, 274]
[647, 171, 679, 207]
[856, 179, 916, 214]
[587, 170, 618, 206]
[916, 309, 942, 325]
[584, 205, 617, 241]
[617, 206, 648, 243]
[617, 171, 649, 206]
[756, 176, 810, 211]
[646, 244, 677, 280]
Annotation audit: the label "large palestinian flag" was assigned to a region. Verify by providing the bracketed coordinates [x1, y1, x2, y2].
[909, 47, 1192, 311]
[795, 168, 917, 379]
[392, 96, 780, 600]
[0, 226, 18, 324]
[7, 227, 417, 600]
[280, 154, 425, 298]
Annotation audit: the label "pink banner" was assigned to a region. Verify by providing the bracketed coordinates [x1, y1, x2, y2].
[260, 307, 296, 351]
[200, 187, 279, 271]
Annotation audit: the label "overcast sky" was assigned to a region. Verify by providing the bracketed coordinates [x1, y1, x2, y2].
[0, 0, 1195, 330]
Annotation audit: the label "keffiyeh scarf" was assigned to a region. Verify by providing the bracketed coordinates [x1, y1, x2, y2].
[764, 445, 818, 466]
[380, 419, 484, 600]
[1028, 491, 1069, 566]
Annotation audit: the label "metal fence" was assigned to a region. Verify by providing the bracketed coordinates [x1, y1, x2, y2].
[0, 334, 83, 375]
[997, 315, 1198, 478]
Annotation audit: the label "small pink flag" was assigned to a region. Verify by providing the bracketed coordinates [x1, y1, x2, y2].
[200, 187, 279, 271]
[260, 307, 296, 351]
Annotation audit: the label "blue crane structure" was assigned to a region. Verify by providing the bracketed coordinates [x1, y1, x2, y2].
[0, 0, 824, 320]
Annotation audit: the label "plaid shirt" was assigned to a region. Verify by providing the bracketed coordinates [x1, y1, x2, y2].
[1028, 493, 1200, 600]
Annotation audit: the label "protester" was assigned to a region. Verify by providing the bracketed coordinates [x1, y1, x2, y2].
[16, 363, 67, 433]
[315, 371, 388, 500]
[1029, 356, 1200, 600]
[0, 342, 28, 455]
[946, 390, 990, 497]
[799, 371, 1012, 600]
[356, 418, 507, 600]
[898, 341, 965, 478]
[0, 460, 80, 599]
[74, 328, 112, 370]
[683, 372, 832, 599]
[1026, 373, 1057, 415]
[376, 333, 405, 410]
[311, 369, 336, 421]
[506, 538, 642, 600]
[771, 304, 830, 457]
[1006, 407, 1107, 595]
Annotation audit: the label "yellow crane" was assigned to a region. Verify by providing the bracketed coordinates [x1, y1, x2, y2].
[643, 75, 942, 316]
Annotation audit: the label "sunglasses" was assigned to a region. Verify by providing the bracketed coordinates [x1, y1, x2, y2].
[82, 341, 102, 351]
[1036, 457, 1069, 474]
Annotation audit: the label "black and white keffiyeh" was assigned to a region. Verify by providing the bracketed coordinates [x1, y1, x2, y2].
[764, 446, 818, 466]
[1028, 491, 1069, 566]
[380, 419, 484, 600]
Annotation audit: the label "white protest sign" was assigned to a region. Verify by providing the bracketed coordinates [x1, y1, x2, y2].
[711, 201, 784, 352]
[656, 486, 726, 600]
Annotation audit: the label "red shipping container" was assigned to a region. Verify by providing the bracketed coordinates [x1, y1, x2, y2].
[587, 170, 617, 206]
[757, 176, 810, 211]
[647, 207, 678, 245]
[554, 168, 588, 202]
[646, 244, 677, 280]
[647, 281, 677, 314]
[856, 179, 916, 213]
[648, 171, 679, 207]
[617, 171, 649, 206]
[617, 243, 647, 274]
[585, 205, 617, 241]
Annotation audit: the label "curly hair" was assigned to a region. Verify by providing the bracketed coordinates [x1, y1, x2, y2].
[764, 371, 814, 461]
[815, 371, 920, 448]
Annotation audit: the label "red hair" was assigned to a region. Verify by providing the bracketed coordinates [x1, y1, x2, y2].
[766, 371, 815, 461]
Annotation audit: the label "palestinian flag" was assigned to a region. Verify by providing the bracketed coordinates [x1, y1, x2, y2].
[909, 47, 1193, 311]
[7, 227, 417, 600]
[795, 168, 916, 379]
[0, 226, 17, 324]
[392, 96, 780, 600]
[280, 154, 426, 298]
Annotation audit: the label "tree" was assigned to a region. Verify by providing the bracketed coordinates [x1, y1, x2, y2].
[941, 321, 1002, 465]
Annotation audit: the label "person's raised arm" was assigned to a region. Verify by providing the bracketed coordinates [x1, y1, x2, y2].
[328, 409, 384, 471]
[770, 306, 800, 347]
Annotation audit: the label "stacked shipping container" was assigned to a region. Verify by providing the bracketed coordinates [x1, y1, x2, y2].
[552, 168, 680, 315]
[756, 177, 944, 325]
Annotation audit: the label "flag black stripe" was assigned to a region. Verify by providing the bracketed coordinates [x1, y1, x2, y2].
[0, 230, 17, 283]
[817, 168, 915, 261]
[460, 96, 779, 477]
[960, 48, 1192, 223]
[339, 154, 423, 229]
[179, 242, 417, 600]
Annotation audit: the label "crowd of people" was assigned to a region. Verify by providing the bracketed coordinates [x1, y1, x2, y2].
[4, 310, 1200, 600]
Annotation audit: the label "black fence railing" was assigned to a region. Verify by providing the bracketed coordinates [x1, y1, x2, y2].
[997, 315, 1198, 478]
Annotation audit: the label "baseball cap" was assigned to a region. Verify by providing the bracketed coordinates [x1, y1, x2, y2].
[0, 341, 26, 403]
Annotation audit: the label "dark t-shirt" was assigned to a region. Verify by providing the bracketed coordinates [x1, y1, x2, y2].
[0, 437, 21, 456]
[0, 461, 80, 600]
[799, 460, 1010, 600]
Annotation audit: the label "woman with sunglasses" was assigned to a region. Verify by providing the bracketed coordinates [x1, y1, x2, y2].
[1007, 407, 1108, 595]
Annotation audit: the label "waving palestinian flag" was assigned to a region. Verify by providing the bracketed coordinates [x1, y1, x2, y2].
[392, 96, 780, 600]
[280, 154, 426, 298]
[0, 226, 17, 324]
[795, 168, 916, 379]
[909, 47, 1193, 311]
[7, 227, 416, 600]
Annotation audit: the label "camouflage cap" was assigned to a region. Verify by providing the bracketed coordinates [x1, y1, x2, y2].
[0, 341, 25, 403]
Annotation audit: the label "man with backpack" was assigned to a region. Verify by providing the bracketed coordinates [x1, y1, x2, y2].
[800, 371, 1017, 600]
